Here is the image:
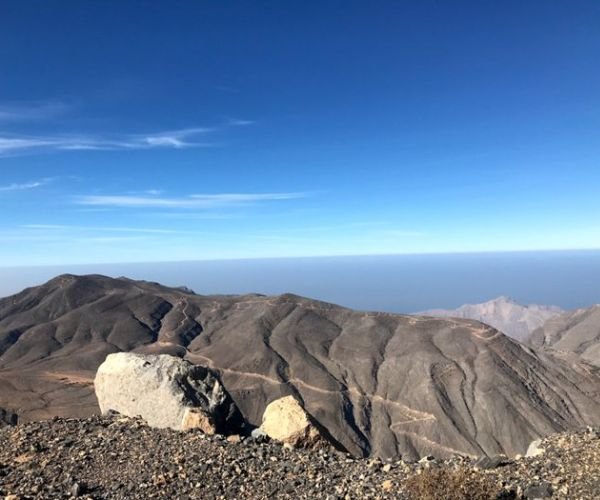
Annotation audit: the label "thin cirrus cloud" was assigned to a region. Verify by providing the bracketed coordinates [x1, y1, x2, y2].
[0, 101, 68, 123]
[21, 224, 199, 235]
[74, 192, 308, 209]
[0, 177, 54, 192]
[0, 127, 216, 155]
[0, 98, 254, 156]
[226, 118, 254, 126]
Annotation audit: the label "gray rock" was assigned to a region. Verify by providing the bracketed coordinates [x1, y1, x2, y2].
[473, 455, 510, 470]
[524, 481, 553, 498]
[70, 482, 84, 497]
[94, 353, 244, 434]
[250, 427, 269, 443]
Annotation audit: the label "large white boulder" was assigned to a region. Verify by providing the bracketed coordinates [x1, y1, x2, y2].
[94, 353, 244, 433]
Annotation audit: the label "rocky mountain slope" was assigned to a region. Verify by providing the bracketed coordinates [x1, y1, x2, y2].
[419, 296, 564, 341]
[1, 275, 600, 460]
[528, 305, 600, 368]
[1, 414, 599, 499]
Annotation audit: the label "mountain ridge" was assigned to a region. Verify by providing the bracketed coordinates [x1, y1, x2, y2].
[1, 274, 600, 460]
[529, 304, 600, 368]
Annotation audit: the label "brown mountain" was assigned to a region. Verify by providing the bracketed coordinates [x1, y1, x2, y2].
[1, 274, 600, 460]
[529, 305, 600, 368]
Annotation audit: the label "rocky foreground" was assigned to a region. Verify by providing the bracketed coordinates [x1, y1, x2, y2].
[1, 415, 599, 499]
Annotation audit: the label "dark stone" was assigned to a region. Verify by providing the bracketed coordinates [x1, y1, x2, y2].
[525, 481, 553, 498]
[474, 455, 510, 470]
[496, 490, 518, 500]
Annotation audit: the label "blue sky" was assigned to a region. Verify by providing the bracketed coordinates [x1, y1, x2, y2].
[1, 1, 600, 266]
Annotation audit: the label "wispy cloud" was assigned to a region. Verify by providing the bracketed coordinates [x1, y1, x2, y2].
[145, 211, 245, 220]
[0, 101, 68, 123]
[0, 128, 216, 155]
[0, 137, 58, 153]
[0, 99, 254, 157]
[0, 178, 53, 192]
[133, 127, 215, 149]
[21, 224, 198, 235]
[139, 189, 163, 196]
[74, 192, 308, 209]
[227, 118, 255, 126]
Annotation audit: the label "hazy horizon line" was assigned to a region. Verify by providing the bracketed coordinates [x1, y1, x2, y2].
[2, 247, 599, 270]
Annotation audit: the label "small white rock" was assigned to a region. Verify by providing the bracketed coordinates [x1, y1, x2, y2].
[526, 439, 545, 457]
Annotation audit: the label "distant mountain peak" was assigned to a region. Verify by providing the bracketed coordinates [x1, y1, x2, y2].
[492, 295, 518, 304]
[419, 297, 564, 341]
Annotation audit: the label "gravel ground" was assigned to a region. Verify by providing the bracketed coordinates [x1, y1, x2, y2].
[0, 415, 598, 499]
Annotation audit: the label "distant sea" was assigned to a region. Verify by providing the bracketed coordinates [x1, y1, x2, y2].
[1, 250, 599, 313]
